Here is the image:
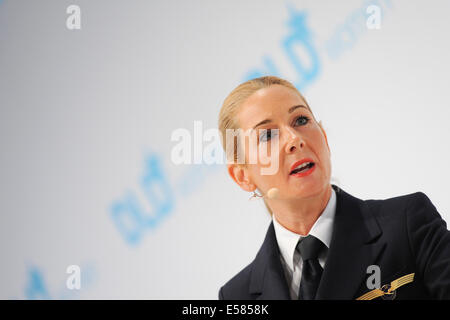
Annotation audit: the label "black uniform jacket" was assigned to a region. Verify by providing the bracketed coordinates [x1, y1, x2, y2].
[219, 185, 450, 300]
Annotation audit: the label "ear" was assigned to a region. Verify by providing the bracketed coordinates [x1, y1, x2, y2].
[318, 120, 330, 153]
[227, 163, 256, 192]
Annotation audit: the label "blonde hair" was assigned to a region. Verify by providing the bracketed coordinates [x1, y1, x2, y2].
[218, 76, 315, 216]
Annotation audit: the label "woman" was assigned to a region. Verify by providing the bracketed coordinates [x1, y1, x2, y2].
[217, 76, 450, 300]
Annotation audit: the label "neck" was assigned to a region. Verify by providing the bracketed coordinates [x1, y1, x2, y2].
[270, 184, 333, 236]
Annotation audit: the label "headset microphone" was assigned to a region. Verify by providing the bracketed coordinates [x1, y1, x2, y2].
[265, 187, 279, 199]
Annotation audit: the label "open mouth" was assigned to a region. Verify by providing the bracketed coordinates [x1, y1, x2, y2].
[290, 162, 315, 175]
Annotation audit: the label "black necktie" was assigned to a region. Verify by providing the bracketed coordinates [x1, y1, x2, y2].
[296, 235, 326, 300]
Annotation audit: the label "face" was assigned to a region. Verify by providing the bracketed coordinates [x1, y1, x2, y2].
[228, 84, 332, 200]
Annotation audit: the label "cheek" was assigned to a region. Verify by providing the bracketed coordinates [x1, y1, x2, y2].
[240, 135, 264, 165]
[318, 141, 331, 174]
[249, 162, 282, 188]
[258, 145, 276, 164]
[311, 133, 330, 165]
[249, 140, 280, 169]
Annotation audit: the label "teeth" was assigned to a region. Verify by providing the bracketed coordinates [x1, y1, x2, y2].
[294, 162, 311, 170]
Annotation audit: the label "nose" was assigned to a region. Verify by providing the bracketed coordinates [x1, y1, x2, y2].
[284, 127, 304, 154]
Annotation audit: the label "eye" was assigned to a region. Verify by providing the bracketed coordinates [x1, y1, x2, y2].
[259, 128, 278, 142]
[294, 115, 310, 126]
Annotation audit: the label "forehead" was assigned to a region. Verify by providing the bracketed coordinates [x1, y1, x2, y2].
[237, 84, 307, 129]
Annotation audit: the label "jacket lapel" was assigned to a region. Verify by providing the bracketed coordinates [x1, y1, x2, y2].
[248, 185, 385, 300]
[316, 185, 385, 299]
[249, 222, 291, 300]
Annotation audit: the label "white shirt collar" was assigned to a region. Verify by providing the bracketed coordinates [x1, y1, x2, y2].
[272, 187, 337, 271]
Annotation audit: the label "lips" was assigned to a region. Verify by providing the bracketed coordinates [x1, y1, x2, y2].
[289, 158, 315, 175]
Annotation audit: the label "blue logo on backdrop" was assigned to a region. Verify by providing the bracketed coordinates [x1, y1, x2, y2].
[25, 267, 50, 300]
[244, 0, 392, 88]
[110, 152, 220, 246]
[111, 153, 174, 245]
[244, 5, 320, 91]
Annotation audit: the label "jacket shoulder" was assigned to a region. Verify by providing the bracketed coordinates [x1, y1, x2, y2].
[219, 262, 254, 300]
[363, 191, 445, 246]
[364, 191, 429, 220]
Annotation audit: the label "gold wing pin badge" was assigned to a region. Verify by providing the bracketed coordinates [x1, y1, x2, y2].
[356, 273, 415, 300]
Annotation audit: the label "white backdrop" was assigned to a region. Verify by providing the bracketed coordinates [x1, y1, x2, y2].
[1, 0, 449, 299]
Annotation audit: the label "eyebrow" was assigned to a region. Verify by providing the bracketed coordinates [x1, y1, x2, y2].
[252, 105, 308, 130]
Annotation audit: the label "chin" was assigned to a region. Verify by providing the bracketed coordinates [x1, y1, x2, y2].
[291, 185, 320, 199]
[293, 180, 327, 197]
